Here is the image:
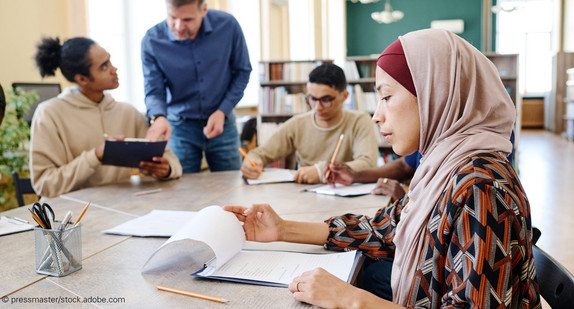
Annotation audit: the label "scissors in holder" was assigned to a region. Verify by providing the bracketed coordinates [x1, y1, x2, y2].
[30, 203, 55, 230]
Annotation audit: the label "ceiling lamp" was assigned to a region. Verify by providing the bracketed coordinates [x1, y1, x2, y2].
[349, 0, 380, 3]
[371, 0, 404, 24]
[491, 4, 517, 14]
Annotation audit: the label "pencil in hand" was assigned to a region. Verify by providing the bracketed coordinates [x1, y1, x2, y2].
[325, 134, 344, 179]
[238, 147, 263, 175]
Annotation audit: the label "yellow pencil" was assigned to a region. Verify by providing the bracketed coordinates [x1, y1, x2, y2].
[73, 202, 91, 226]
[325, 134, 345, 179]
[157, 285, 229, 303]
[238, 147, 263, 174]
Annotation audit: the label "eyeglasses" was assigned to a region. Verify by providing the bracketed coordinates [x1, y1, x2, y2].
[305, 94, 338, 108]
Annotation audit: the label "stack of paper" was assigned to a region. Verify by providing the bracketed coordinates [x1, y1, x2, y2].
[141, 206, 361, 287]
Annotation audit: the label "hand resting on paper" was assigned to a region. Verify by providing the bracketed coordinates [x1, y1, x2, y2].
[288, 267, 390, 309]
[293, 166, 320, 184]
[372, 177, 404, 202]
[145, 116, 171, 142]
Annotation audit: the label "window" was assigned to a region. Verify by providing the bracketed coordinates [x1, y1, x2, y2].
[494, 0, 558, 96]
[87, 0, 260, 111]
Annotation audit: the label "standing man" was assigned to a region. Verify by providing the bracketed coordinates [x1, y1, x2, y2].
[142, 0, 252, 173]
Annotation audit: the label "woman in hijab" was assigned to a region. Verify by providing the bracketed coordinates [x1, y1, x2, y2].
[224, 28, 540, 308]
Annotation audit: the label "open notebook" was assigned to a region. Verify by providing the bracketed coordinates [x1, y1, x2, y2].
[243, 168, 295, 185]
[141, 206, 361, 287]
[304, 183, 377, 197]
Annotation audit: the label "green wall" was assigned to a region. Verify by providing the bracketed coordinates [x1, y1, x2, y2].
[346, 0, 484, 56]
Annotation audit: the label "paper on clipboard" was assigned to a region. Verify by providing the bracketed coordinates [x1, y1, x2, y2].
[102, 139, 167, 168]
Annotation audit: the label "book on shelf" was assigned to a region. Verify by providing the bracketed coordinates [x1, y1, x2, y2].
[343, 60, 361, 80]
[260, 60, 332, 82]
[141, 205, 361, 288]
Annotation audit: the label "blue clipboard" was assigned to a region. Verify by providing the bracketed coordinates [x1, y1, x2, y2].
[102, 140, 167, 168]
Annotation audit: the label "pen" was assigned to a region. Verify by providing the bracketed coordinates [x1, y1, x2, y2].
[73, 202, 91, 227]
[59, 211, 73, 230]
[134, 188, 163, 196]
[325, 134, 345, 179]
[157, 285, 229, 303]
[238, 147, 263, 174]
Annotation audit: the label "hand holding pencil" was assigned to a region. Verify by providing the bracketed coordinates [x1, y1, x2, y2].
[324, 134, 344, 180]
[239, 147, 264, 178]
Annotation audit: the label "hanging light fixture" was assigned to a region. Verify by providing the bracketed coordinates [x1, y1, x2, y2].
[349, 0, 380, 3]
[371, 0, 404, 24]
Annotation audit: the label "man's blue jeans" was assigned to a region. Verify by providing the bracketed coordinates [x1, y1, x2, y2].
[167, 111, 241, 173]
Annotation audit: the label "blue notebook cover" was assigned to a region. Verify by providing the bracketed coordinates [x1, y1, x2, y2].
[102, 140, 167, 168]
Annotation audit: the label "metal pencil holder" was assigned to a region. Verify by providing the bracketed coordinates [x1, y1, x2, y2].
[34, 222, 82, 277]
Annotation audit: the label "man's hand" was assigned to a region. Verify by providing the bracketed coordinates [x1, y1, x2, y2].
[371, 177, 406, 201]
[203, 110, 225, 139]
[146, 116, 171, 141]
[241, 157, 264, 179]
[293, 166, 320, 184]
[324, 161, 355, 186]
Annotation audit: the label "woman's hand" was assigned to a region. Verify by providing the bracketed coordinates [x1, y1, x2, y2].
[140, 156, 171, 178]
[222, 204, 284, 242]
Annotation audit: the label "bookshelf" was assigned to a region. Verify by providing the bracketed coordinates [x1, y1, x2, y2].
[344, 56, 390, 149]
[258, 59, 333, 126]
[483, 53, 521, 167]
[564, 68, 574, 140]
[257, 60, 333, 168]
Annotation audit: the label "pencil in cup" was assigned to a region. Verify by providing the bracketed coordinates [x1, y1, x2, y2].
[157, 285, 229, 303]
[324, 134, 345, 179]
[238, 147, 263, 174]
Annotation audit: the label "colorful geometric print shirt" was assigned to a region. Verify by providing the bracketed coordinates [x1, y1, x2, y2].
[324, 152, 540, 308]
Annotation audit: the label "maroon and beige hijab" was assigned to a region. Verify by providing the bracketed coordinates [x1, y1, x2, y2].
[377, 29, 515, 305]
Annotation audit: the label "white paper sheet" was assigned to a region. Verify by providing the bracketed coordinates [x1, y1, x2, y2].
[198, 250, 359, 287]
[305, 183, 377, 197]
[0, 216, 34, 236]
[141, 205, 361, 287]
[245, 168, 295, 185]
[103, 210, 197, 237]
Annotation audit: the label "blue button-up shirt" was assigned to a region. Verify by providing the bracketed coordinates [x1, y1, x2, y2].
[141, 9, 252, 120]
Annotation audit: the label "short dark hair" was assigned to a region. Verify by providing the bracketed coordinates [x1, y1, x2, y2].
[35, 37, 96, 82]
[0, 83, 5, 125]
[166, 0, 205, 8]
[308, 63, 347, 92]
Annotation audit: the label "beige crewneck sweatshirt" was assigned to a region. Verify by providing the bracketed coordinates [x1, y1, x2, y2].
[248, 109, 378, 181]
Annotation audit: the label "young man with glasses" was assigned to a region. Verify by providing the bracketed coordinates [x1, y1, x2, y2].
[241, 63, 378, 184]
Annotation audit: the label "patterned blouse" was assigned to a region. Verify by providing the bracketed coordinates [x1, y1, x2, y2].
[325, 152, 540, 308]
